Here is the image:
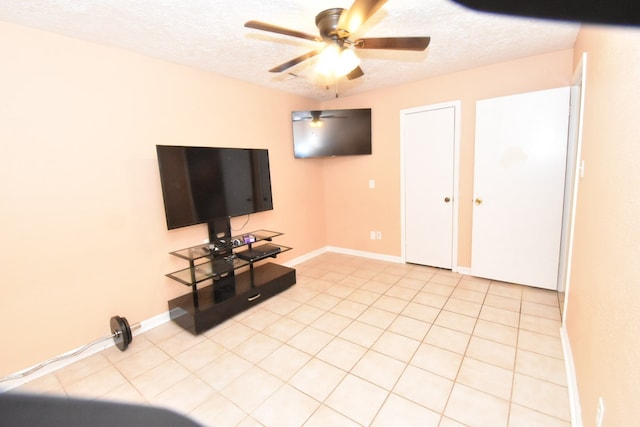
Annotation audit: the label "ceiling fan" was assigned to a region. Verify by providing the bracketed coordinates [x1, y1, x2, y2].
[244, 0, 431, 81]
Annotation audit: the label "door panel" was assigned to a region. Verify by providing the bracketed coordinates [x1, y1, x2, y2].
[471, 87, 570, 289]
[404, 106, 456, 269]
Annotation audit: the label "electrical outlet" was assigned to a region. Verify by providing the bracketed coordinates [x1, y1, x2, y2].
[376, 231, 382, 240]
[596, 397, 605, 427]
[370, 231, 376, 240]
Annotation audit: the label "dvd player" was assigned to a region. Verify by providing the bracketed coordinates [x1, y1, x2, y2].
[237, 243, 282, 262]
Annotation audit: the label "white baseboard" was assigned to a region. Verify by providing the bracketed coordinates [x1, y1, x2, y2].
[560, 325, 583, 427]
[285, 246, 404, 266]
[138, 311, 171, 334]
[456, 267, 472, 275]
[0, 312, 171, 392]
[1, 248, 336, 391]
[1, 247, 431, 392]
[326, 246, 404, 263]
[283, 247, 328, 267]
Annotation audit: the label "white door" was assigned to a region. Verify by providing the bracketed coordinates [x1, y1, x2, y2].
[403, 102, 459, 269]
[471, 87, 570, 289]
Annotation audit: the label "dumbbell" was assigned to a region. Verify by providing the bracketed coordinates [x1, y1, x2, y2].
[109, 315, 140, 351]
[0, 315, 140, 383]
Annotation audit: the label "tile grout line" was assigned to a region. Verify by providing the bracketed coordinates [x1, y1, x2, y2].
[360, 270, 438, 426]
[507, 284, 525, 427]
[441, 275, 489, 426]
[14, 254, 571, 427]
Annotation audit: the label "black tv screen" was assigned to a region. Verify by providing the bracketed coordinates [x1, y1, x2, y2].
[292, 108, 372, 158]
[156, 145, 273, 230]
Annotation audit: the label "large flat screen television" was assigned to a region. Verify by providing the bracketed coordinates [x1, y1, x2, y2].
[291, 108, 372, 158]
[156, 145, 273, 230]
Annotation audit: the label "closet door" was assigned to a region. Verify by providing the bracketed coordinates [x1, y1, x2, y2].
[403, 102, 459, 269]
[471, 87, 570, 289]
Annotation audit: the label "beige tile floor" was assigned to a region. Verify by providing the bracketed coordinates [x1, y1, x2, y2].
[15, 252, 571, 426]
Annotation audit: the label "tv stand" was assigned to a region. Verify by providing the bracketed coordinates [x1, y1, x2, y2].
[165, 227, 295, 334]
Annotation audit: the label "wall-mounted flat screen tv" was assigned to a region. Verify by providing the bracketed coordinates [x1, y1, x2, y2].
[291, 108, 372, 158]
[156, 145, 273, 230]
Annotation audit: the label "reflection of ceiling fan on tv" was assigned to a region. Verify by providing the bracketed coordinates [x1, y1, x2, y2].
[244, 0, 431, 80]
[292, 110, 347, 127]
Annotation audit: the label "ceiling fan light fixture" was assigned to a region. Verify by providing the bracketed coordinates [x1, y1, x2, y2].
[337, 48, 360, 77]
[316, 45, 340, 76]
[316, 45, 360, 78]
[246, 1, 430, 89]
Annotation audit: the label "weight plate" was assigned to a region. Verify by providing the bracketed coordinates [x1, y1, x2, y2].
[110, 315, 132, 351]
[121, 316, 132, 350]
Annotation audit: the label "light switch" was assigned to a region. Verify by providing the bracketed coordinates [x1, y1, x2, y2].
[369, 179, 375, 189]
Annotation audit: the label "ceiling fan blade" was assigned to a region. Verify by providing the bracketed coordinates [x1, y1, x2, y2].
[245, 20, 322, 42]
[354, 37, 431, 51]
[269, 49, 323, 73]
[338, 0, 388, 34]
[346, 66, 365, 80]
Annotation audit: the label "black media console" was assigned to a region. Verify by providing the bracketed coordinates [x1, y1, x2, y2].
[165, 221, 295, 334]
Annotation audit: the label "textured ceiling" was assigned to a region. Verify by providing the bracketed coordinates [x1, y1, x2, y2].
[0, 0, 580, 100]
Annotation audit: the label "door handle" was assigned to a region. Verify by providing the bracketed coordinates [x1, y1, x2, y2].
[475, 198, 483, 205]
[444, 197, 451, 203]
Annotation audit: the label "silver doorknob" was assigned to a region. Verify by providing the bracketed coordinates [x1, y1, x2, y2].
[444, 197, 451, 203]
[475, 198, 483, 205]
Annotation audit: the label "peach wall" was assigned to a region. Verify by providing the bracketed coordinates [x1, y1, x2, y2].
[566, 25, 640, 425]
[321, 50, 573, 266]
[0, 19, 577, 380]
[0, 21, 322, 376]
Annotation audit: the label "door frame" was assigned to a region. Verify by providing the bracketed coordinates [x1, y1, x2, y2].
[400, 100, 461, 271]
[560, 53, 588, 315]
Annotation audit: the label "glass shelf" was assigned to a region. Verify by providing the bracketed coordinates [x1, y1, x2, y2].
[169, 229, 284, 262]
[166, 230, 288, 288]
[238, 229, 283, 242]
[165, 256, 249, 286]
